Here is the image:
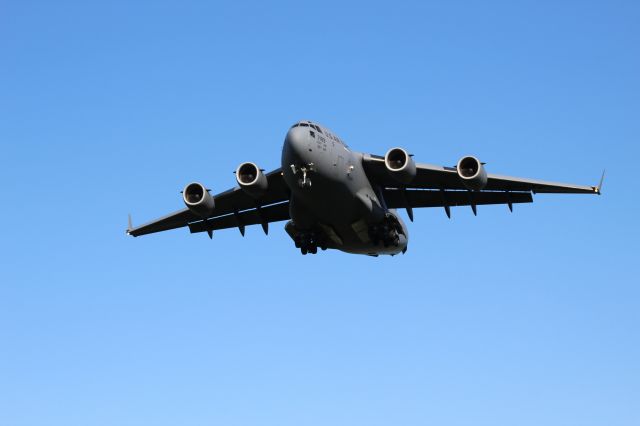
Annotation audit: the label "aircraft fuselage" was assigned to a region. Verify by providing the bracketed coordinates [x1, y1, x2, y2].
[281, 121, 408, 256]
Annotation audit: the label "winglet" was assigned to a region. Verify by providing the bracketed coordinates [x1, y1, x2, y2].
[127, 214, 133, 235]
[594, 169, 605, 195]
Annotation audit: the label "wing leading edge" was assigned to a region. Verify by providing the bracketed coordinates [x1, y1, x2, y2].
[363, 154, 601, 194]
[127, 168, 289, 237]
[362, 154, 601, 215]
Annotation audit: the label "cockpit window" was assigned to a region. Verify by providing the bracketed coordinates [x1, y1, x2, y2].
[291, 122, 323, 134]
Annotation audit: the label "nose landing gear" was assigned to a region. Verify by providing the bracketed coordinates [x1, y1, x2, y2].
[290, 163, 315, 189]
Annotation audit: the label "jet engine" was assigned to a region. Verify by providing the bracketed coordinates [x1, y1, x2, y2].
[236, 162, 268, 198]
[183, 182, 215, 217]
[456, 156, 487, 190]
[384, 147, 416, 184]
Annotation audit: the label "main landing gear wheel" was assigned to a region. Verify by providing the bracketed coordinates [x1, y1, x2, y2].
[294, 230, 326, 255]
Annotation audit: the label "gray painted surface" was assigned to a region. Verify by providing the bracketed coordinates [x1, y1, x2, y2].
[127, 120, 601, 256]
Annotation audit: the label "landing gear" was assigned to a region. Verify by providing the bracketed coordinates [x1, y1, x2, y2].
[294, 229, 327, 255]
[298, 177, 312, 189]
[290, 163, 315, 189]
[369, 215, 404, 248]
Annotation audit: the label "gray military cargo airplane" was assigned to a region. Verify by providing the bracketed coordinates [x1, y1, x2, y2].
[127, 120, 603, 256]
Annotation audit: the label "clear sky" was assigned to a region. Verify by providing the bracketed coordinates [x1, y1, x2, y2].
[1, 1, 638, 425]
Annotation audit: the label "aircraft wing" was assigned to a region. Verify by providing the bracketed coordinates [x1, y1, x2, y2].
[381, 188, 533, 209]
[127, 168, 290, 237]
[362, 153, 602, 213]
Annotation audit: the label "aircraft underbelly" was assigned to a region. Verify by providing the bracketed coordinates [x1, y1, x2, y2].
[281, 129, 407, 255]
[285, 163, 406, 255]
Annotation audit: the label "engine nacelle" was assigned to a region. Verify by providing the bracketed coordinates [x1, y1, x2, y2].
[236, 162, 268, 198]
[456, 156, 488, 190]
[183, 182, 215, 217]
[384, 147, 416, 184]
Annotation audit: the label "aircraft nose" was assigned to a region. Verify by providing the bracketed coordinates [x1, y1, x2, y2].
[284, 126, 310, 160]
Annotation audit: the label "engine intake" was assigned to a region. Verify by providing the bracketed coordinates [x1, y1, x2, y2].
[236, 162, 268, 198]
[456, 156, 488, 190]
[183, 182, 215, 217]
[384, 147, 416, 184]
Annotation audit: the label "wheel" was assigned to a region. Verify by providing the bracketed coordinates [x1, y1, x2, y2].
[309, 246, 317, 254]
[301, 247, 307, 255]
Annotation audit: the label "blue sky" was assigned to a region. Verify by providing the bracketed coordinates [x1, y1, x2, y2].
[1, 1, 638, 425]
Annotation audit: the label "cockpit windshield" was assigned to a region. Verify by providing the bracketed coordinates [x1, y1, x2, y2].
[291, 121, 322, 133]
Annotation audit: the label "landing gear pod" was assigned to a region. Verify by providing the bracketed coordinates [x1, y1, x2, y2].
[236, 162, 268, 198]
[183, 182, 215, 217]
[456, 156, 487, 190]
